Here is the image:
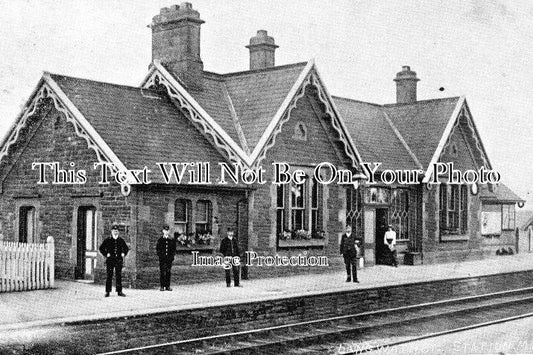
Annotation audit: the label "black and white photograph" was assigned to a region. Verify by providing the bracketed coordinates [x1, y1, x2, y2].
[0, 1, 532, 354]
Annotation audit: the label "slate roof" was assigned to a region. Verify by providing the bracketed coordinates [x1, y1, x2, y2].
[333, 97, 419, 171]
[479, 183, 525, 204]
[384, 97, 460, 168]
[177, 62, 308, 152]
[42, 63, 519, 202]
[49, 67, 467, 177]
[50, 74, 228, 183]
[333, 96, 460, 171]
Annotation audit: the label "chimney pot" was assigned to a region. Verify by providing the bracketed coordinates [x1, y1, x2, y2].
[394, 65, 420, 104]
[246, 30, 278, 70]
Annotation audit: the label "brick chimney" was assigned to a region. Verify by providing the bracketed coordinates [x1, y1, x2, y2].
[394, 66, 420, 104]
[151, 3, 204, 90]
[246, 30, 278, 70]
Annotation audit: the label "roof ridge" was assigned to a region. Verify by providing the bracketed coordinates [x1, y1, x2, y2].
[331, 95, 383, 107]
[47, 72, 156, 92]
[383, 96, 461, 107]
[203, 61, 308, 78]
[381, 110, 423, 169]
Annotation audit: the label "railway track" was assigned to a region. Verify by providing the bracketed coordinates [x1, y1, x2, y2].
[97, 286, 533, 355]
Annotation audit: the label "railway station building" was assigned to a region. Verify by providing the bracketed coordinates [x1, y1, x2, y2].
[0, 3, 524, 287]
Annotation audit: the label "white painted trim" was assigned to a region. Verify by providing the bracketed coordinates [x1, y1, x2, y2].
[146, 61, 250, 165]
[0, 77, 45, 153]
[249, 60, 315, 162]
[43, 73, 128, 172]
[311, 64, 364, 166]
[461, 101, 492, 170]
[422, 96, 466, 183]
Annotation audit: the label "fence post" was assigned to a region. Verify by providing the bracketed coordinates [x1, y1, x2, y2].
[46, 236, 55, 288]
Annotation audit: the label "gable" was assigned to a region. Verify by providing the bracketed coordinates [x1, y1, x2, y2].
[142, 60, 361, 171]
[0, 103, 103, 194]
[248, 65, 362, 170]
[438, 115, 479, 171]
[423, 100, 491, 182]
[263, 89, 351, 168]
[222, 63, 308, 152]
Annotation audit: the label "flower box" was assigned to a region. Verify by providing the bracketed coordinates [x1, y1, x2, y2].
[278, 238, 326, 248]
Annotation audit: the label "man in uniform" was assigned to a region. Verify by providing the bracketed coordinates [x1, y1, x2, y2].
[156, 225, 176, 291]
[99, 224, 129, 297]
[219, 227, 241, 287]
[340, 224, 361, 283]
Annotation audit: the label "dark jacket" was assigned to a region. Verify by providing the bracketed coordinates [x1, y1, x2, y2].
[156, 236, 176, 260]
[219, 237, 240, 257]
[99, 237, 129, 261]
[340, 233, 361, 255]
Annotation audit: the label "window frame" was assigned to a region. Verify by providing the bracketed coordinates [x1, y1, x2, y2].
[276, 167, 324, 242]
[391, 188, 409, 242]
[195, 200, 212, 234]
[502, 204, 516, 231]
[174, 199, 191, 236]
[439, 184, 469, 239]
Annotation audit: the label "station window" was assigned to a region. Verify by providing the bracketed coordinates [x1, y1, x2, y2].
[502, 204, 515, 231]
[276, 185, 285, 235]
[346, 188, 363, 239]
[439, 184, 468, 235]
[174, 199, 191, 236]
[195, 200, 212, 234]
[276, 173, 323, 239]
[391, 189, 409, 241]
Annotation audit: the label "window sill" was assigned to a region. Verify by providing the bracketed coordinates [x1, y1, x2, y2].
[483, 234, 501, 238]
[278, 239, 325, 248]
[440, 234, 470, 242]
[176, 244, 214, 252]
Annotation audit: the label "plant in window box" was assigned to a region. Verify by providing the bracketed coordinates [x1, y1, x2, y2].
[176, 232, 195, 247]
[294, 229, 312, 240]
[312, 230, 326, 239]
[278, 230, 292, 240]
[196, 231, 214, 245]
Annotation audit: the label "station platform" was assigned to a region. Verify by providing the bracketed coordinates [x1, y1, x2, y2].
[1, 253, 533, 331]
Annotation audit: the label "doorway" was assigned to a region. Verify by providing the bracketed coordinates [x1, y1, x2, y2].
[375, 208, 389, 265]
[75, 206, 98, 280]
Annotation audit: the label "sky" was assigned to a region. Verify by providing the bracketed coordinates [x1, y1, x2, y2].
[0, 0, 532, 211]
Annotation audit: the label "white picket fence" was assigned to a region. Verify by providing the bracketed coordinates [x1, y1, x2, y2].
[0, 236, 55, 292]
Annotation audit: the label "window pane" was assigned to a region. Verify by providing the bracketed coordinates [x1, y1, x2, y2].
[276, 184, 284, 207]
[276, 210, 284, 234]
[175, 223, 187, 234]
[175, 199, 188, 222]
[293, 210, 304, 230]
[311, 179, 318, 208]
[291, 184, 305, 208]
[439, 184, 447, 231]
[196, 201, 207, 222]
[460, 185, 468, 233]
